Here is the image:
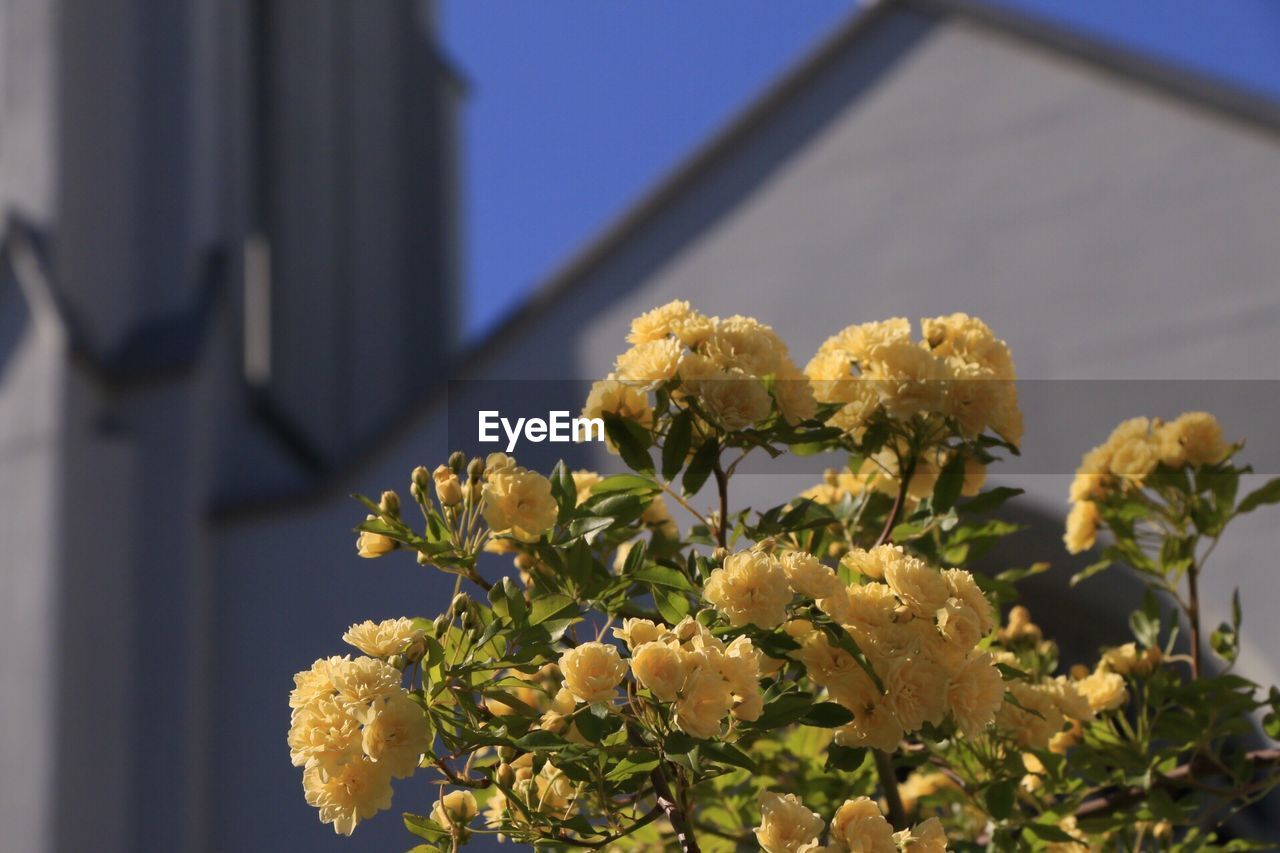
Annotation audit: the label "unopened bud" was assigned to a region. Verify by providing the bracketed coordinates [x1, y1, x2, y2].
[412, 466, 432, 490]
[387, 654, 407, 670]
[540, 711, 568, 734]
[496, 762, 515, 787]
[448, 451, 468, 474]
[710, 547, 728, 565]
[467, 457, 485, 482]
[379, 490, 401, 517]
[513, 553, 536, 572]
[451, 593, 471, 617]
[497, 745, 517, 762]
[433, 614, 451, 638]
[434, 465, 463, 507]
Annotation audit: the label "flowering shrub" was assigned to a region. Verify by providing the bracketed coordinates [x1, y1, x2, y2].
[289, 302, 1280, 850]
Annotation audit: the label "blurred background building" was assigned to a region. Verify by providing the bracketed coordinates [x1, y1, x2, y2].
[1, 0, 1278, 850]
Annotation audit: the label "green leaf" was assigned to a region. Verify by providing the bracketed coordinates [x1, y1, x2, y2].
[1238, 476, 1280, 514]
[603, 413, 654, 474]
[799, 702, 855, 727]
[662, 411, 694, 482]
[931, 450, 967, 514]
[1211, 622, 1239, 662]
[651, 584, 691, 624]
[404, 813, 450, 842]
[591, 474, 661, 495]
[824, 744, 867, 772]
[752, 693, 814, 729]
[549, 460, 578, 522]
[699, 740, 757, 772]
[574, 708, 622, 741]
[682, 439, 719, 496]
[985, 778, 1017, 821]
[516, 730, 569, 751]
[631, 564, 695, 591]
[567, 516, 614, 544]
[529, 594, 576, 625]
[1070, 557, 1112, 587]
[959, 486, 1024, 516]
[621, 538, 649, 577]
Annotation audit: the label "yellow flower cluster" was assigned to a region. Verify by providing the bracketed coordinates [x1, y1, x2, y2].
[1064, 412, 1230, 553]
[789, 545, 1001, 750]
[592, 300, 818, 433]
[755, 792, 949, 853]
[288, 654, 429, 835]
[559, 642, 628, 704]
[485, 752, 580, 833]
[805, 314, 1022, 445]
[614, 616, 765, 738]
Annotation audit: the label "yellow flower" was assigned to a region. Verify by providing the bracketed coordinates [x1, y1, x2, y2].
[773, 362, 818, 425]
[630, 641, 686, 701]
[754, 792, 825, 853]
[830, 797, 897, 853]
[482, 467, 558, 542]
[361, 692, 430, 778]
[615, 338, 683, 385]
[433, 464, 463, 507]
[1064, 500, 1100, 554]
[611, 617, 670, 649]
[674, 664, 734, 739]
[701, 314, 787, 376]
[864, 341, 950, 420]
[840, 545, 903, 582]
[780, 550, 843, 600]
[1077, 670, 1128, 712]
[329, 656, 402, 715]
[942, 568, 993, 636]
[883, 553, 949, 620]
[431, 789, 479, 831]
[703, 549, 791, 629]
[946, 653, 1004, 737]
[582, 378, 654, 429]
[303, 758, 394, 836]
[627, 299, 715, 347]
[820, 318, 912, 363]
[997, 682, 1066, 749]
[288, 695, 362, 769]
[884, 656, 948, 731]
[342, 618, 425, 659]
[356, 525, 396, 558]
[936, 597, 984, 651]
[1109, 436, 1158, 482]
[1101, 642, 1161, 677]
[1159, 411, 1229, 467]
[901, 816, 949, 852]
[290, 656, 345, 709]
[559, 642, 627, 704]
[697, 367, 773, 430]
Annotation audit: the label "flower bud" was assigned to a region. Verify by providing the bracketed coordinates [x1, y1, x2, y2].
[466, 457, 485, 483]
[451, 593, 471, 617]
[412, 465, 432, 490]
[356, 523, 396, 559]
[497, 745, 517, 762]
[417, 551, 430, 566]
[379, 490, 401, 517]
[448, 451, 468, 474]
[710, 547, 728, 565]
[433, 464, 463, 507]
[387, 653, 407, 670]
[513, 553, 536, 572]
[433, 614, 451, 638]
[540, 711, 569, 734]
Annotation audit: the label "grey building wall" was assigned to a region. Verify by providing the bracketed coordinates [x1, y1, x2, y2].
[212, 4, 1280, 847]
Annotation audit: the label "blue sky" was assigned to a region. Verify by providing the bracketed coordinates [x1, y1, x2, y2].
[438, 0, 1280, 338]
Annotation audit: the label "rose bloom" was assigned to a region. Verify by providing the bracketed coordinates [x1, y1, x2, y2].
[831, 673, 904, 753]
[780, 550, 843, 600]
[936, 597, 984, 651]
[703, 549, 791, 629]
[942, 568, 993, 635]
[864, 341, 950, 420]
[1159, 411, 1229, 467]
[1109, 436, 1158, 482]
[630, 641, 686, 701]
[904, 817, 949, 853]
[946, 653, 1004, 737]
[883, 656, 948, 731]
[627, 299, 715, 347]
[830, 797, 896, 853]
[431, 788, 478, 829]
[290, 656, 345, 709]
[342, 618, 424, 658]
[611, 617, 670, 650]
[582, 378, 654, 430]
[698, 368, 773, 430]
[674, 665, 734, 739]
[883, 553, 949, 619]
[482, 467, 558, 542]
[288, 695, 362, 769]
[701, 314, 787, 377]
[329, 656, 402, 715]
[1077, 670, 1129, 712]
[303, 757, 394, 836]
[1102, 642, 1162, 677]
[559, 642, 627, 704]
[614, 337, 683, 385]
[754, 792, 825, 853]
[773, 362, 818, 425]
[361, 691, 430, 778]
[1063, 500, 1100, 555]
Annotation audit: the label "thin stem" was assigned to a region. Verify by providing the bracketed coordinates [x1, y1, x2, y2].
[661, 481, 712, 529]
[872, 456, 917, 550]
[713, 460, 729, 549]
[1074, 748, 1280, 819]
[875, 749, 908, 830]
[1187, 561, 1202, 680]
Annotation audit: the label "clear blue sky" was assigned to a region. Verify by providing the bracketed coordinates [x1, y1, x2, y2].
[438, 0, 1280, 338]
